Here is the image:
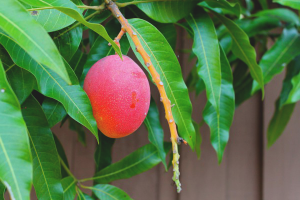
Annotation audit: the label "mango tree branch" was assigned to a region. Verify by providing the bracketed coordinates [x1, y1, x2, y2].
[105, 0, 185, 193]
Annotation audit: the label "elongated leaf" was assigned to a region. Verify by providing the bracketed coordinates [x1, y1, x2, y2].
[0, 33, 99, 141]
[0, 60, 32, 200]
[119, 0, 199, 23]
[52, 26, 83, 62]
[144, 99, 167, 169]
[274, 0, 300, 10]
[203, 47, 235, 163]
[53, 135, 70, 178]
[69, 50, 87, 79]
[69, 117, 86, 145]
[214, 12, 264, 96]
[267, 58, 300, 146]
[21, 0, 121, 58]
[252, 28, 300, 93]
[253, 8, 299, 26]
[285, 56, 300, 105]
[93, 143, 170, 183]
[94, 133, 115, 172]
[0, 0, 71, 84]
[0, 182, 5, 200]
[91, 184, 132, 200]
[193, 121, 202, 159]
[22, 95, 63, 200]
[61, 177, 76, 200]
[80, 19, 130, 85]
[258, 0, 268, 9]
[187, 10, 221, 115]
[202, 0, 241, 16]
[127, 18, 196, 148]
[42, 98, 67, 128]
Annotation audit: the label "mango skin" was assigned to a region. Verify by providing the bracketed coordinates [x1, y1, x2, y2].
[83, 55, 150, 138]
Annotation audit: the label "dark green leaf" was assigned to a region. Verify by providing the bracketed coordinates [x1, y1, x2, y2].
[21, 0, 122, 58]
[214, 12, 264, 96]
[0, 33, 99, 141]
[127, 18, 196, 148]
[80, 19, 130, 85]
[120, 0, 199, 23]
[53, 26, 83, 62]
[253, 8, 299, 26]
[69, 50, 87, 79]
[42, 98, 67, 128]
[186, 10, 222, 115]
[252, 28, 300, 93]
[0, 59, 32, 200]
[258, 0, 268, 9]
[61, 176, 76, 200]
[144, 99, 167, 170]
[69, 117, 86, 146]
[91, 184, 132, 200]
[203, 47, 235, 163]
[22, 95, 63, 200]
[193, 121, 201, 159]
[94, 143, 171, 183]
[94, 133, 115, 172]
[274, 0, 300, 10]
[53, 134, 70, 178]
[201, 0, 241, 16]
[285, 56, 300, 105]
[0, 0, 71, 84]
[0, 182, 5, 200]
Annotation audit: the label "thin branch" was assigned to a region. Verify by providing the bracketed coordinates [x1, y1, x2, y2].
[27, 4, 105, 12]
[105, 0, 185, 193]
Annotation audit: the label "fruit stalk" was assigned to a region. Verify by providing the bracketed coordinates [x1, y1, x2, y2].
[105, 0, 185, 192]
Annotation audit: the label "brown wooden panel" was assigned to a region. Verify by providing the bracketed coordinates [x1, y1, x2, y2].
[263, 74, 300, 200]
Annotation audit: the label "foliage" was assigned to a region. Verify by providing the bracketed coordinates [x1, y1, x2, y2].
[0, 0, 299, 198]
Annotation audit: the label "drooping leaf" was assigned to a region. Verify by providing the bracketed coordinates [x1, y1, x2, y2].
[91, 184, 132, 200]
[285, 56, 300, 105]
[0, 59, 32, 200]
[42, 98, 67, 128]
[94, 133, 115, 172]
[186, 10, 222, 115]
[201, 0, 241, 17]
[127, 18, 196, 148]
[52, 26, 83, 62]
[20, 0, 122, 58]
[252, 28, 300, 93]
[22, 95, 63, 200]
[274, 0, 300, 10]
[144, 99, 167, 170]
[69, 50, 87, 79]
[0, 0, 71, 84]
[69, 117, 86, 146]
[61, 176, 76, 200]
[119, 0, 199, 23]
[0, 32, 99, 141]
[253, 8, 300, 26]
[267, 57, 300, 146]
[93, 143, 171, 183]
[214, 12, 264, 96]
[80, 19, 130, 85]
[203, 47, 235, 163]
[53, 134, 70, 178]
[193, 121, 202, 159]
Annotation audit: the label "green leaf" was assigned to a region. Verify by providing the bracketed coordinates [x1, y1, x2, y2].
[69, 117, 86, 146]
[61, 177, 76, 200]
[0, 0, 71, 84]
[0, 182, 5, 200]
[144, 99, 167, 170]
[21, 0, 122, 58]
[0, 33, 99, 141]
[186, 10, 222, 115]
[93, 143, 170, 183]
[53, 135, 70, 178]
[258, 0, 268, 9]
[52, 26, 83, 62]
[69, 50, 87, 79]
[120, 0, 199, 23]
[214, 12, 265, 97]
[91, 184, 132, 200]
[127, 18, 196, 148]
[274, 0, 300, 10]
[80, 19, 130, 85]
[285, 56, 300, 105]
[253, 8, 300, 26]
[94, 133, 115, 172]
[267, 58, 300, 146]
[203, 47, 235, 163]
[193, 121, 202, 159]
[22, 95, 63, 200]
[252, 28, 300, 93]
[201, 0, 241, 17]
[42, 98, 67, 128]
[0, 59, 32, 200]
